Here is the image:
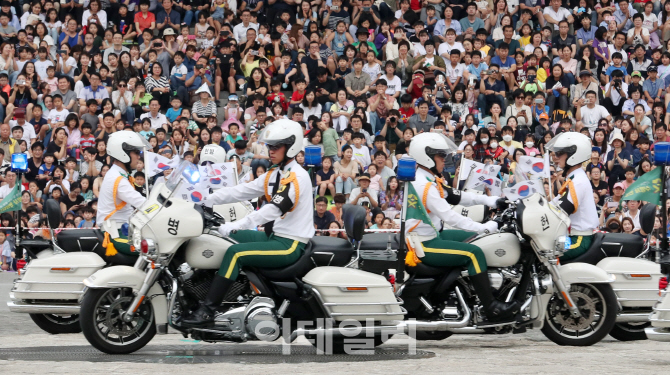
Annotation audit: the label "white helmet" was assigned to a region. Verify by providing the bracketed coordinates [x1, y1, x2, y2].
[107, 131, 150, 163]
[409, 133, 458, 170]
[546, 132, 592, 167]
[259, 119, 304, 160]
[200, 144, 227, 165]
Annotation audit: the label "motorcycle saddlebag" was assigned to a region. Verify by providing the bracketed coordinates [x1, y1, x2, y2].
[303, 266, 405, 322]
[13, 252, 105, 301]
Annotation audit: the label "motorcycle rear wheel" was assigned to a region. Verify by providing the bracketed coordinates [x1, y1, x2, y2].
[29, 313, 82, 334]
[80, 288, 156, 354]
[541, 283, 617, 346]
[609, 322, 650, 341]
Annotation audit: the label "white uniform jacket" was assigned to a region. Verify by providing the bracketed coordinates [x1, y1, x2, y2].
[96, 164, 147, 226]
[552, 167, 599, 234]
[203, 160, 315, 243]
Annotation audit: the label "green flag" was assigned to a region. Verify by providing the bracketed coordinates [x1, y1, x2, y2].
[621, 167, 662, 205]
[405, 182, 439, 236]
[0, 184, 22, 214]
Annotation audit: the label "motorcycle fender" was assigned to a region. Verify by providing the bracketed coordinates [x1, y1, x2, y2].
[83, 266, 168, 327]
[558, 263, 615, 284]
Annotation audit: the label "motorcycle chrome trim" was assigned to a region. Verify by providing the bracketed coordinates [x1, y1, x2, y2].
[313, 252, 335, 267]
[123, 267, 162, 322]
[613, 288, 659, 292]
[345, 241, 362, 268]
[309, 287, 333, 319]
[13, 280, 83, 285]
[11, 289, 84, 294]
[543, 261, 581, 318]
[615, 312, 652, 323]
[7, 301, 80, 314]
[645, 327, 670, 341]
[277, 299, 290, 318]
[419, 297, 434, 314]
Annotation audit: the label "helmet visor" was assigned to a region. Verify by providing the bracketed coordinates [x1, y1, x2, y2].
[544, 132, 565, 153]
[432, 132, 459, 155]
[258, 126, 296, 148]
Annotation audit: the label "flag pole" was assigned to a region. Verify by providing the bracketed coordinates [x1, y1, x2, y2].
[461, 164, 477, 191]
[143, 147, 150, 196]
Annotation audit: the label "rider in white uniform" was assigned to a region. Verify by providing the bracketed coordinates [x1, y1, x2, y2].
[546, 132, 599, 261]
[97, 132, 149, 256]
[183, 120, 315, 327]
[406, 133, 520, 321]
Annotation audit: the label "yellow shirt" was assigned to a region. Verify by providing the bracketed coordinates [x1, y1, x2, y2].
[537, 67, 550, 83]
[241, 59, 260, 78]
[519, 36, 531, 49]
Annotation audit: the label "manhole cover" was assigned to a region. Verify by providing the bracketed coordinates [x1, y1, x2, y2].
[0, 344, 434, 364]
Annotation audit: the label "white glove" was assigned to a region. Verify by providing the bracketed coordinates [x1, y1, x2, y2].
[482, 221, 499, 234]
[201, 196, 215, 208]
[218, 222, 240, 237]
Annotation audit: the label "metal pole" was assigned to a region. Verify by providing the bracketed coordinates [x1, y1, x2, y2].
[396, 180, 410, 283]
[461, 164, 477, 191]
[143, 150, 150, 196]
[15, 172, 21, 249]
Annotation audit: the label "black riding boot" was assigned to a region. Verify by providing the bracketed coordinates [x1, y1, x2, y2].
[182, 275, 235, 327]
[470, 273, 521, 322]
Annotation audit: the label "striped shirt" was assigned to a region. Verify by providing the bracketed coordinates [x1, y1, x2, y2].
[192, 100, 217, 118]
[322, 10, 350, 31]
[144, 75, 170, 92]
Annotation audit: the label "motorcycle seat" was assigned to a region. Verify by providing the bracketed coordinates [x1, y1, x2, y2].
[406, 262, 455, 277]
[256, 236, 355, 281]
[562, 232, 645, 265]
[55, 229, 137, 266]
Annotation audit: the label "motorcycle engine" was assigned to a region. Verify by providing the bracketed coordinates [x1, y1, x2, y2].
[177, 264, 250, 303]
[488, 266, 522, 299]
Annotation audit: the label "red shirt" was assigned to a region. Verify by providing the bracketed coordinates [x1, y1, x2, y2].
[399, 107, 414, 122]
[134, 12, 156, 33]
[291, 90, 305, 103]
[267, 92, 288, 111]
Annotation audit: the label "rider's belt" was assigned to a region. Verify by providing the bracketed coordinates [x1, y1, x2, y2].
[275, 233, 309, 244]
[570, 230, 593, 236]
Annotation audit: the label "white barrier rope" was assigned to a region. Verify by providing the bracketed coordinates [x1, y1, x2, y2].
[314, 229, 400, 233]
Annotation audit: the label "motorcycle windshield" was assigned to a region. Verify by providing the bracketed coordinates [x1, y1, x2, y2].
[165, 161, 201, 192]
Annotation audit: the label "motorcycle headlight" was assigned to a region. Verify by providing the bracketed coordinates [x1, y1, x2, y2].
[554, 235, 570, 257]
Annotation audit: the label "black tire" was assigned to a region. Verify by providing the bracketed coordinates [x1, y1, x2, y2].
[609, 322, 650, 341]
[410, 330, 453, 341]
[541, 283, 618, 346]
[29, 313, 82, 334]
[80, 288, 156, 354]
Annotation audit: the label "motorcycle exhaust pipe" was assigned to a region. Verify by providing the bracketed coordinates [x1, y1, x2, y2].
[289, 288, 472, 342]
[401, 287, 471, 332]
[616, 312, 652, 323]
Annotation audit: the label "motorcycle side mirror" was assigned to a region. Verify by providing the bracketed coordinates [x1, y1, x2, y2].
[45, 199, 61, 229]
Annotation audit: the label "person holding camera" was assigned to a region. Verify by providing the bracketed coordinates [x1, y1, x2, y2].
[350, 0, 381, 37]
[576, 90, 611, 134]
[347, 173, 379, 208]
[603, 69, 628, 116]
[6, 74, 37, 122]
[413, 85, 442, 118]
[477, 63, 506, 116]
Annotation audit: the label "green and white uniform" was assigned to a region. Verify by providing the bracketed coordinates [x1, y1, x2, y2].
[203, 159, 315, 280]
[406, 168, 499, 275]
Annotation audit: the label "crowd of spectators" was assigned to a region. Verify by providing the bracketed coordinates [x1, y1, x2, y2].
[2, 0, 670, 267]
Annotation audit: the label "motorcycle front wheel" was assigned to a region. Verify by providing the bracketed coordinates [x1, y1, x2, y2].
[541, 283, 617, 346]
[80, 288, 156, 354]
[29, 313, 81, 334]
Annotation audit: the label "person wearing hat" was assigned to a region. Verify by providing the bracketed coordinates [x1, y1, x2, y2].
[603, 69, 628, 116]
[573, 70, 600, 107]
[102, 33, 129, 65]
[575, 90, 611, 135]
[347, 172, 378, 207]
[643, 65, 663, 106]
[533, 112, 551, 138]
[352, 28, 378, 56]
[605, 132, 632, 193]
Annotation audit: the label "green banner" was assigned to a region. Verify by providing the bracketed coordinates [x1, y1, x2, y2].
[621, 167, 662, 205]
[406, 183, 439, 235]
[0, 184, 22, 214]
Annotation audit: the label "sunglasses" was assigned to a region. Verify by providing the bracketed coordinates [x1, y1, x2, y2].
[490, 70, 499, 73]
[118, 84, 126, 87]
[267, 144, 284, 151]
